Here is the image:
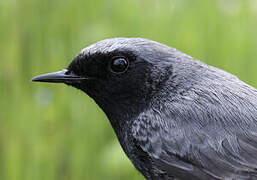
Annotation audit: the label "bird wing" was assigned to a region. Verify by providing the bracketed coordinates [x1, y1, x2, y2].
[132, 92, 257, 180]
[154, 131, 257, 180]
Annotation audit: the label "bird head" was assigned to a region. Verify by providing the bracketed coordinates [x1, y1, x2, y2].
[32, 38, 184, 128]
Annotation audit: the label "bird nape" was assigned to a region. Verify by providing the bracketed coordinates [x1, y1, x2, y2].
[32, 38, 257, 180]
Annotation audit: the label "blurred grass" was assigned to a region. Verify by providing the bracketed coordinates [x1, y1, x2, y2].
[0, 0, 257, 179]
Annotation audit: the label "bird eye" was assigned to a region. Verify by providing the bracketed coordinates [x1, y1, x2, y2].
[110, 57, 129, 73]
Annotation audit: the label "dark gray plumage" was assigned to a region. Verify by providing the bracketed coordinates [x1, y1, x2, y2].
[32, 38, 257, 180]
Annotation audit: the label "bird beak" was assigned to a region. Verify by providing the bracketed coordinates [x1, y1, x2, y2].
[31, 69, 87, 84]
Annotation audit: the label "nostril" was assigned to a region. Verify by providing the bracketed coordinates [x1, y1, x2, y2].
[64, 69, 72, 75]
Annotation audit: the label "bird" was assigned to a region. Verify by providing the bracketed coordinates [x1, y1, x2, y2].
[32, 38, 257, 180]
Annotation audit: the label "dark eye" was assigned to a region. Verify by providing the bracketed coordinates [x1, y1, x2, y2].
[110, 57, 129, 73]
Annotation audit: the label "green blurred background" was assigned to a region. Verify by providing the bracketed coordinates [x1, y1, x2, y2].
[1, 0, 257, 179]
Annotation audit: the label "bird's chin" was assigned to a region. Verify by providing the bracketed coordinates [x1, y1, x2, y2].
[66, 82, 91, 96]
[65, 82, 84, 91]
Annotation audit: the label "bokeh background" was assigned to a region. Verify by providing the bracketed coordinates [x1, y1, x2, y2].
[1, 0, 257, 179]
